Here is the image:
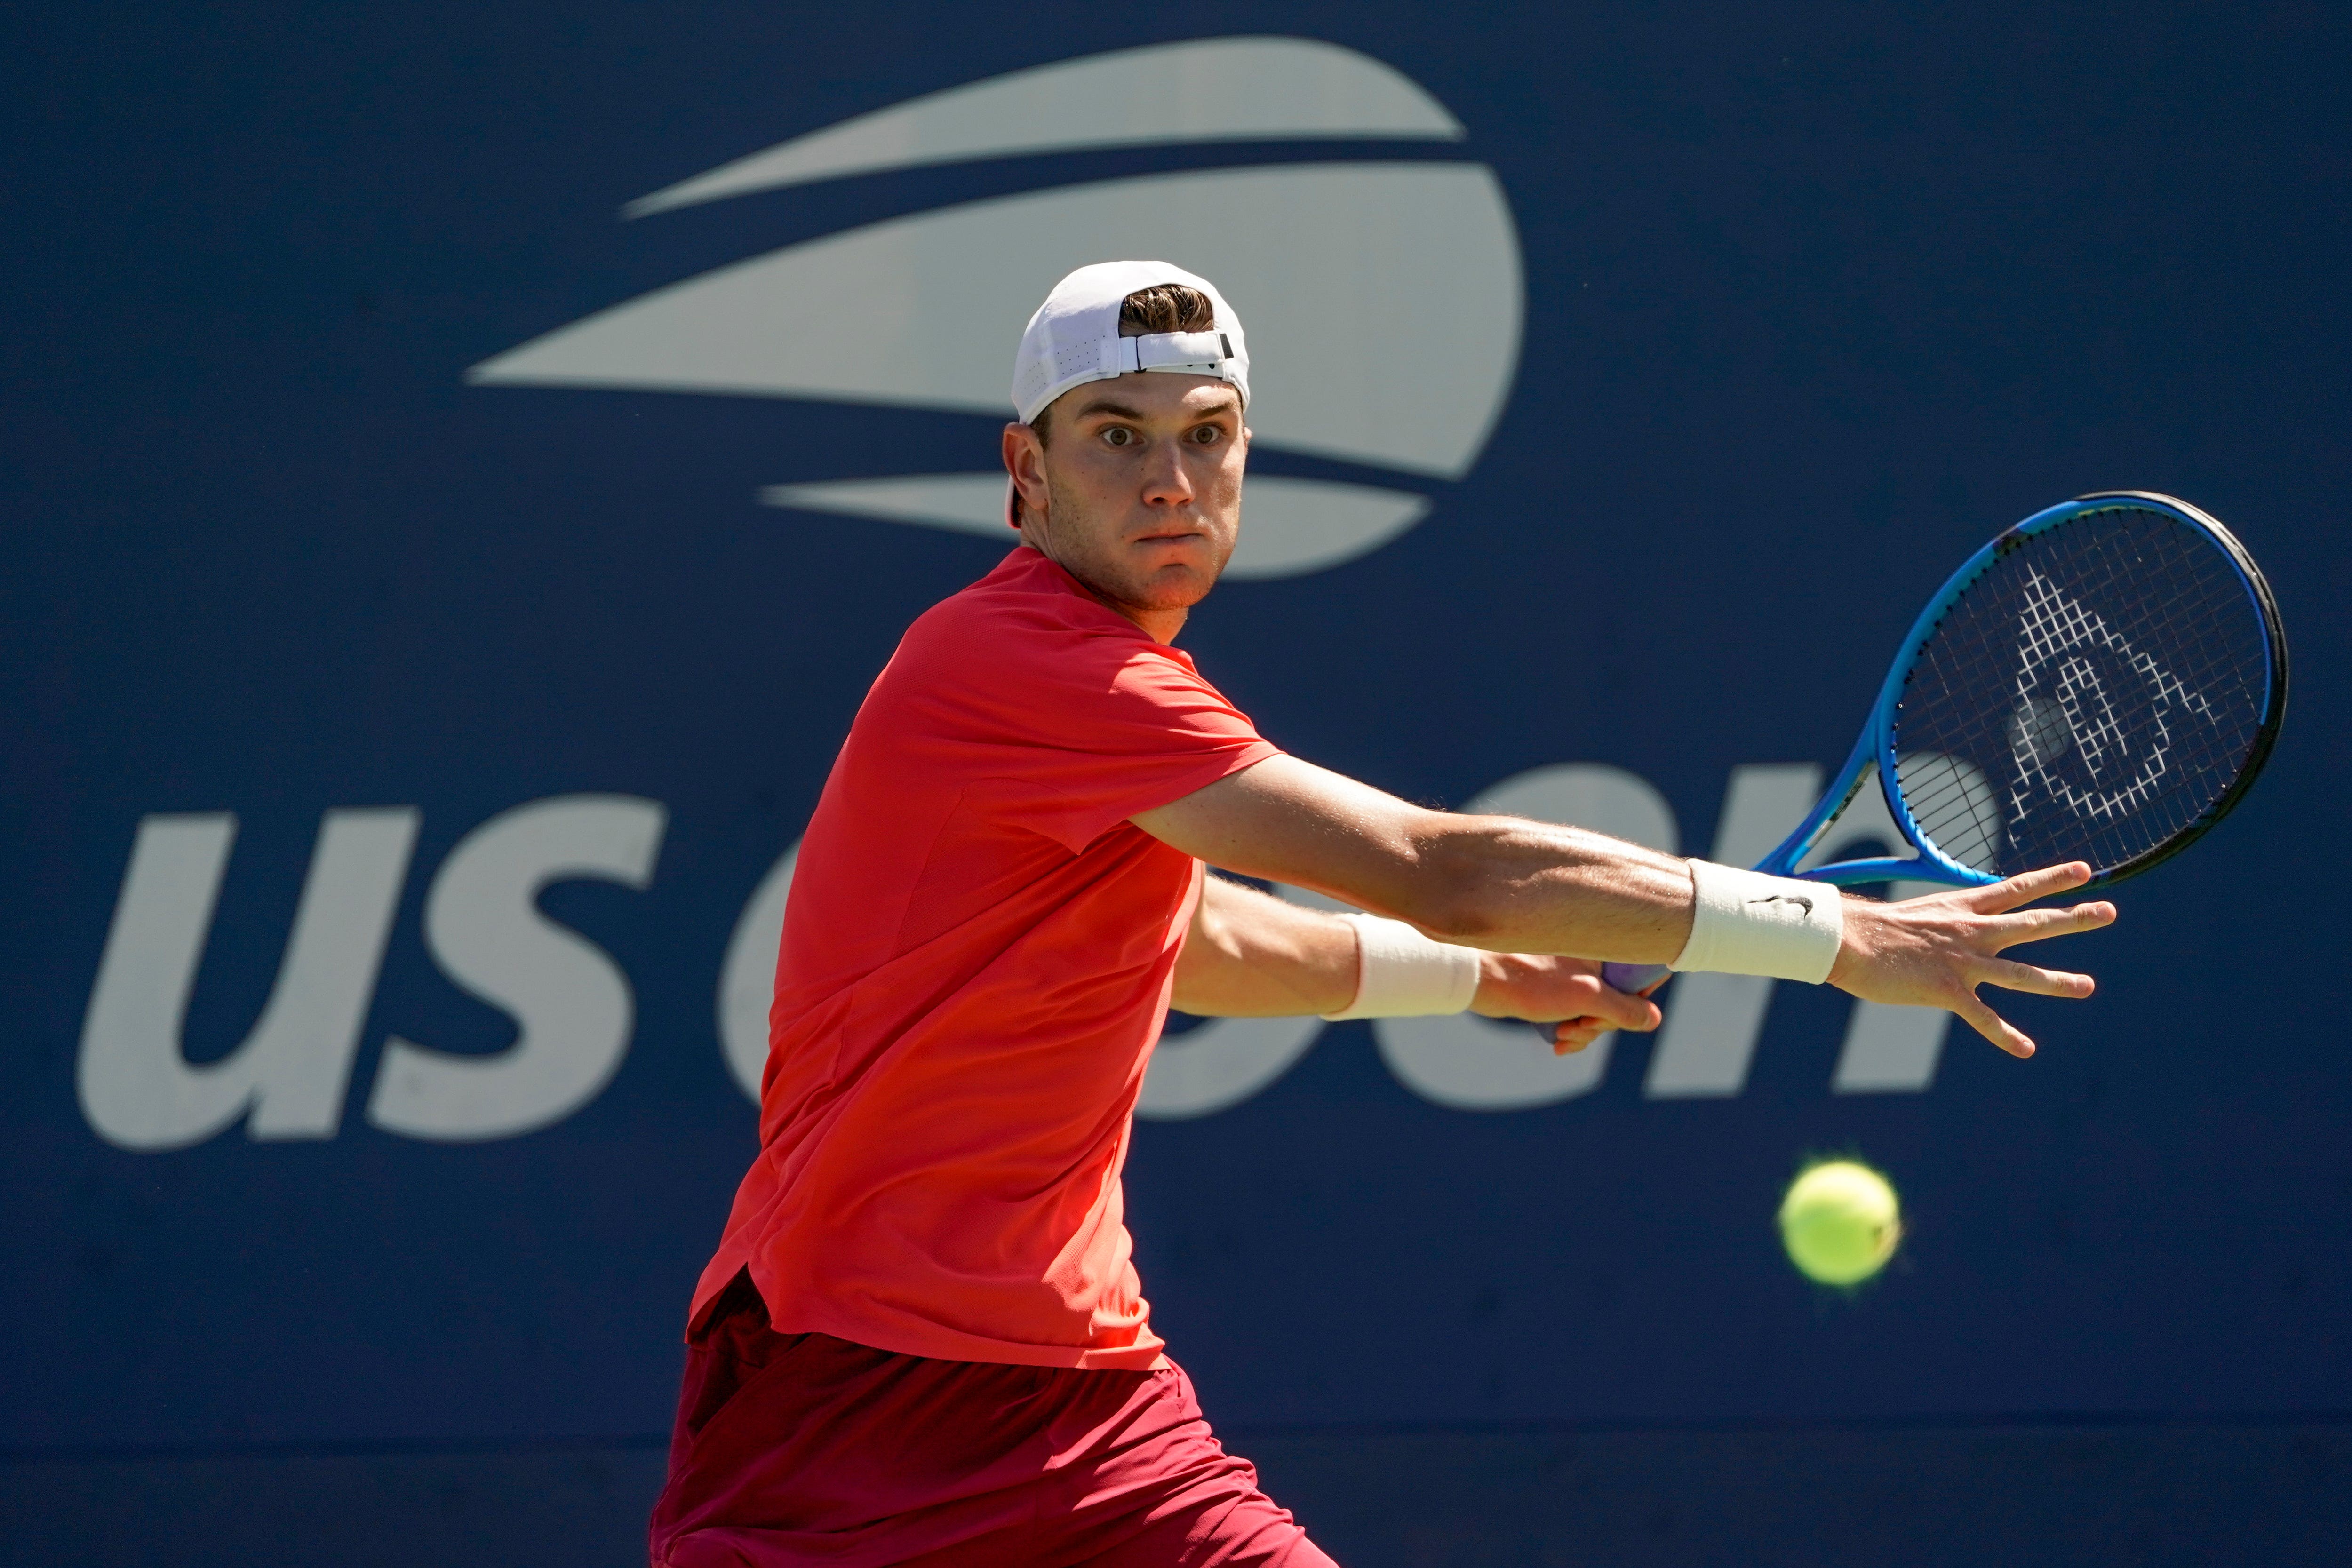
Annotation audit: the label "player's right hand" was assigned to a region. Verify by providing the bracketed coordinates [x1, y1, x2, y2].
[1826, 863, 2118, 1059]
[1470, 954, 1664, 1055]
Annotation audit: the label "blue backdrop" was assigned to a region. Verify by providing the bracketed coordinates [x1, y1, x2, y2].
[4, 3, 2348, 1561]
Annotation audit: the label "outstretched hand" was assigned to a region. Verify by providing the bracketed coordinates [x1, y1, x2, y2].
[1471, 954, 1664, 1056]
[1827, 862, 2117, 1059]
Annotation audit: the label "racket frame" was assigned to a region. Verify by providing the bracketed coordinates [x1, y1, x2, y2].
[1757, 490, 2288, 891]
[1597, 492, 2284, 1000]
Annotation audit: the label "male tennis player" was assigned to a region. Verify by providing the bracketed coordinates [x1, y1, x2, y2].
[648, 262, 2115, 1567]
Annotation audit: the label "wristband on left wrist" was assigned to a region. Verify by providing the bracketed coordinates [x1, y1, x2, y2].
[1319, 914, 1484, 1020]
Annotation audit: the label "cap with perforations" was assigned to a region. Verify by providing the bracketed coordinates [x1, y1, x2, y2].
[1009, 260, 1250, 425]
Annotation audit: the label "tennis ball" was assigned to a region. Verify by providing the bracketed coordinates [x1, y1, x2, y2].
[1778, 1159, 1902, 1286]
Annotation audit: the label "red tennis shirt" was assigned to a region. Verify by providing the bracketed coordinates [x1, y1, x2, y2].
[690, 547, 1282, 1370]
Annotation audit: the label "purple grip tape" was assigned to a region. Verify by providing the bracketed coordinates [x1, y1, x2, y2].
[1533, 962, 1673, 1044]
[1603, 960, 1671, 995]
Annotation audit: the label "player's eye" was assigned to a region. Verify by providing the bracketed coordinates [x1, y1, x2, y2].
[1189, 425, 1222, 445]
[1101, 426, 1135, 447]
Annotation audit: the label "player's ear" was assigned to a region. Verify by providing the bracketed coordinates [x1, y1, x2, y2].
[1002, 421, 1051, 524]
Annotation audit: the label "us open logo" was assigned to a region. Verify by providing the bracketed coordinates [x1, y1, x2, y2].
[466, 35, 1526, 579]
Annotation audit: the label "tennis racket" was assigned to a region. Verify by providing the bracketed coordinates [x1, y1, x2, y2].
[1601, 491, 2289, 997]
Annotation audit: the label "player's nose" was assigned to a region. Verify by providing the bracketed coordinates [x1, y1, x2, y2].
[1138, 440, 1197, 507]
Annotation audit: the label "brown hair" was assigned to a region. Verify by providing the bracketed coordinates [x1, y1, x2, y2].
[1114, 283, 1216, 338]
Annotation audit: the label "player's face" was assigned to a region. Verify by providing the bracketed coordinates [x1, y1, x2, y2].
[1004, 374, 1249, 635]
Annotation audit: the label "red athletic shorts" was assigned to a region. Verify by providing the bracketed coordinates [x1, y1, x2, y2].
[648, 1272, 1337, 1568]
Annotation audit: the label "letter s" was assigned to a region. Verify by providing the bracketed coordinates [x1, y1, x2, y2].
[366, 795, 665, 1142]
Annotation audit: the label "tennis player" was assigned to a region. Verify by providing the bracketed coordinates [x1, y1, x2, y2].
[647, 262, 2115, 1567]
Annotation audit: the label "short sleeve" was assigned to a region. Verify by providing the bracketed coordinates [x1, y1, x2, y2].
[909, 620, 1280, 856]
[1017, 646, 1280, 852]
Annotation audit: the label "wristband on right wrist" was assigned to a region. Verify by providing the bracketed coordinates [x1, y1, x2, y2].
[1669, 860, 1844, 985]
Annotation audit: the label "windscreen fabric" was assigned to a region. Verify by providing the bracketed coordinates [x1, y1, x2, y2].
[1890, 502, 2274, 881]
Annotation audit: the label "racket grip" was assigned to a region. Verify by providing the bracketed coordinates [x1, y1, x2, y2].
[1603, 960, 1671, 995]
[1531, 962, 1671, 1044]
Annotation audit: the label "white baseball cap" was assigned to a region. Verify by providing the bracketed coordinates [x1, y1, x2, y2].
[1010, 260, 1250, 425]
[1004, 261, 1250, 527]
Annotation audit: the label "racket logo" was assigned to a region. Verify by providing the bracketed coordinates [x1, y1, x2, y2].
[2008, 569, 2224, 829]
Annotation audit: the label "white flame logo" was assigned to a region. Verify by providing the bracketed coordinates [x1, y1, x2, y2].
[467, 35, 1526, 579]
[2007, 568, 2222, 825]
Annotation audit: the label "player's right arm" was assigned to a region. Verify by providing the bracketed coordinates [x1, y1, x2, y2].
[1141, 756, 1697, 962]
[1133, 755, 2116, 1057]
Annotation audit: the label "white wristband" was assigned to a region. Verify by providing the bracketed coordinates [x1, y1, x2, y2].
[1319, 913, 1485, 1020]
[1670, 861, 1844, 984]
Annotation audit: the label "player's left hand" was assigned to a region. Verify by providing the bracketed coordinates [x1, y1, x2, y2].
[1827, 860, 2116, 1059]
[1470, 954, 1664, 1055]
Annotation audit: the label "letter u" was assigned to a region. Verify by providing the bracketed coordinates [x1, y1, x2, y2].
[77, 810, 419, 1151]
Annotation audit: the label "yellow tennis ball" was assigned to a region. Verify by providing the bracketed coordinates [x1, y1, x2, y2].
[1778, 1159, 1902, 1286]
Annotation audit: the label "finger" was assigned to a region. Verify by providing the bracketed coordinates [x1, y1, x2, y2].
[1553, 1021, 1606, 1055]
[1985, 901, 2117, 953]
[1965, 861, 2092, 914]
[1955, 988, 2036, 1059]
[1579, 985, 1662, 1034]
[1975, 956, 2096, 999]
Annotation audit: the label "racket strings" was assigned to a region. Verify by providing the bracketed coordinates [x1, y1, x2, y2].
[1906, 517, 2259, 868]
[1890, 505, 2271, 879]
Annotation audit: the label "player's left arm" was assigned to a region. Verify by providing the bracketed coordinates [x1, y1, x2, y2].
[1172, 874, 1658, 1053]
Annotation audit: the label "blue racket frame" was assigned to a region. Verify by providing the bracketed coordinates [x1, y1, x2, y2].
[1592, 492, 2286, 1001]
[1759, 491, 2282, 890]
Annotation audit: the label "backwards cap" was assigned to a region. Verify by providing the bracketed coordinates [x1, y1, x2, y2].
[1009, 260, 1250, 425]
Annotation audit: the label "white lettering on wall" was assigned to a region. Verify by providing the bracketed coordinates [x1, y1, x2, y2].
[1800, 780, 1954, 1094]
[1643, 764, 1823, 1098]
[718, 842, 797, 1103]
[366, 795, 665, 1142]
[1832, 996, 1952, 1092]
[1133, 874, 1339, 1119]
[1136, 995, 1323, 1121]
[78, 809, 419, 1151]
[1643, 765, 1956, 1098]
[1375, 765, 1679, 1111]
[79, 759, 1959, 1154]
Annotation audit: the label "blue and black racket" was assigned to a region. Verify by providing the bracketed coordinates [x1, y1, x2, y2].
[1604, 491, 2289, 996]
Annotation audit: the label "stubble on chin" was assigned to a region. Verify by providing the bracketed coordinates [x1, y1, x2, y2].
[1040, 478, 1232, 620]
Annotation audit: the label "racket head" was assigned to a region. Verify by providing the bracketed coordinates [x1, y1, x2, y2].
[1865, 492, 2287, 889]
